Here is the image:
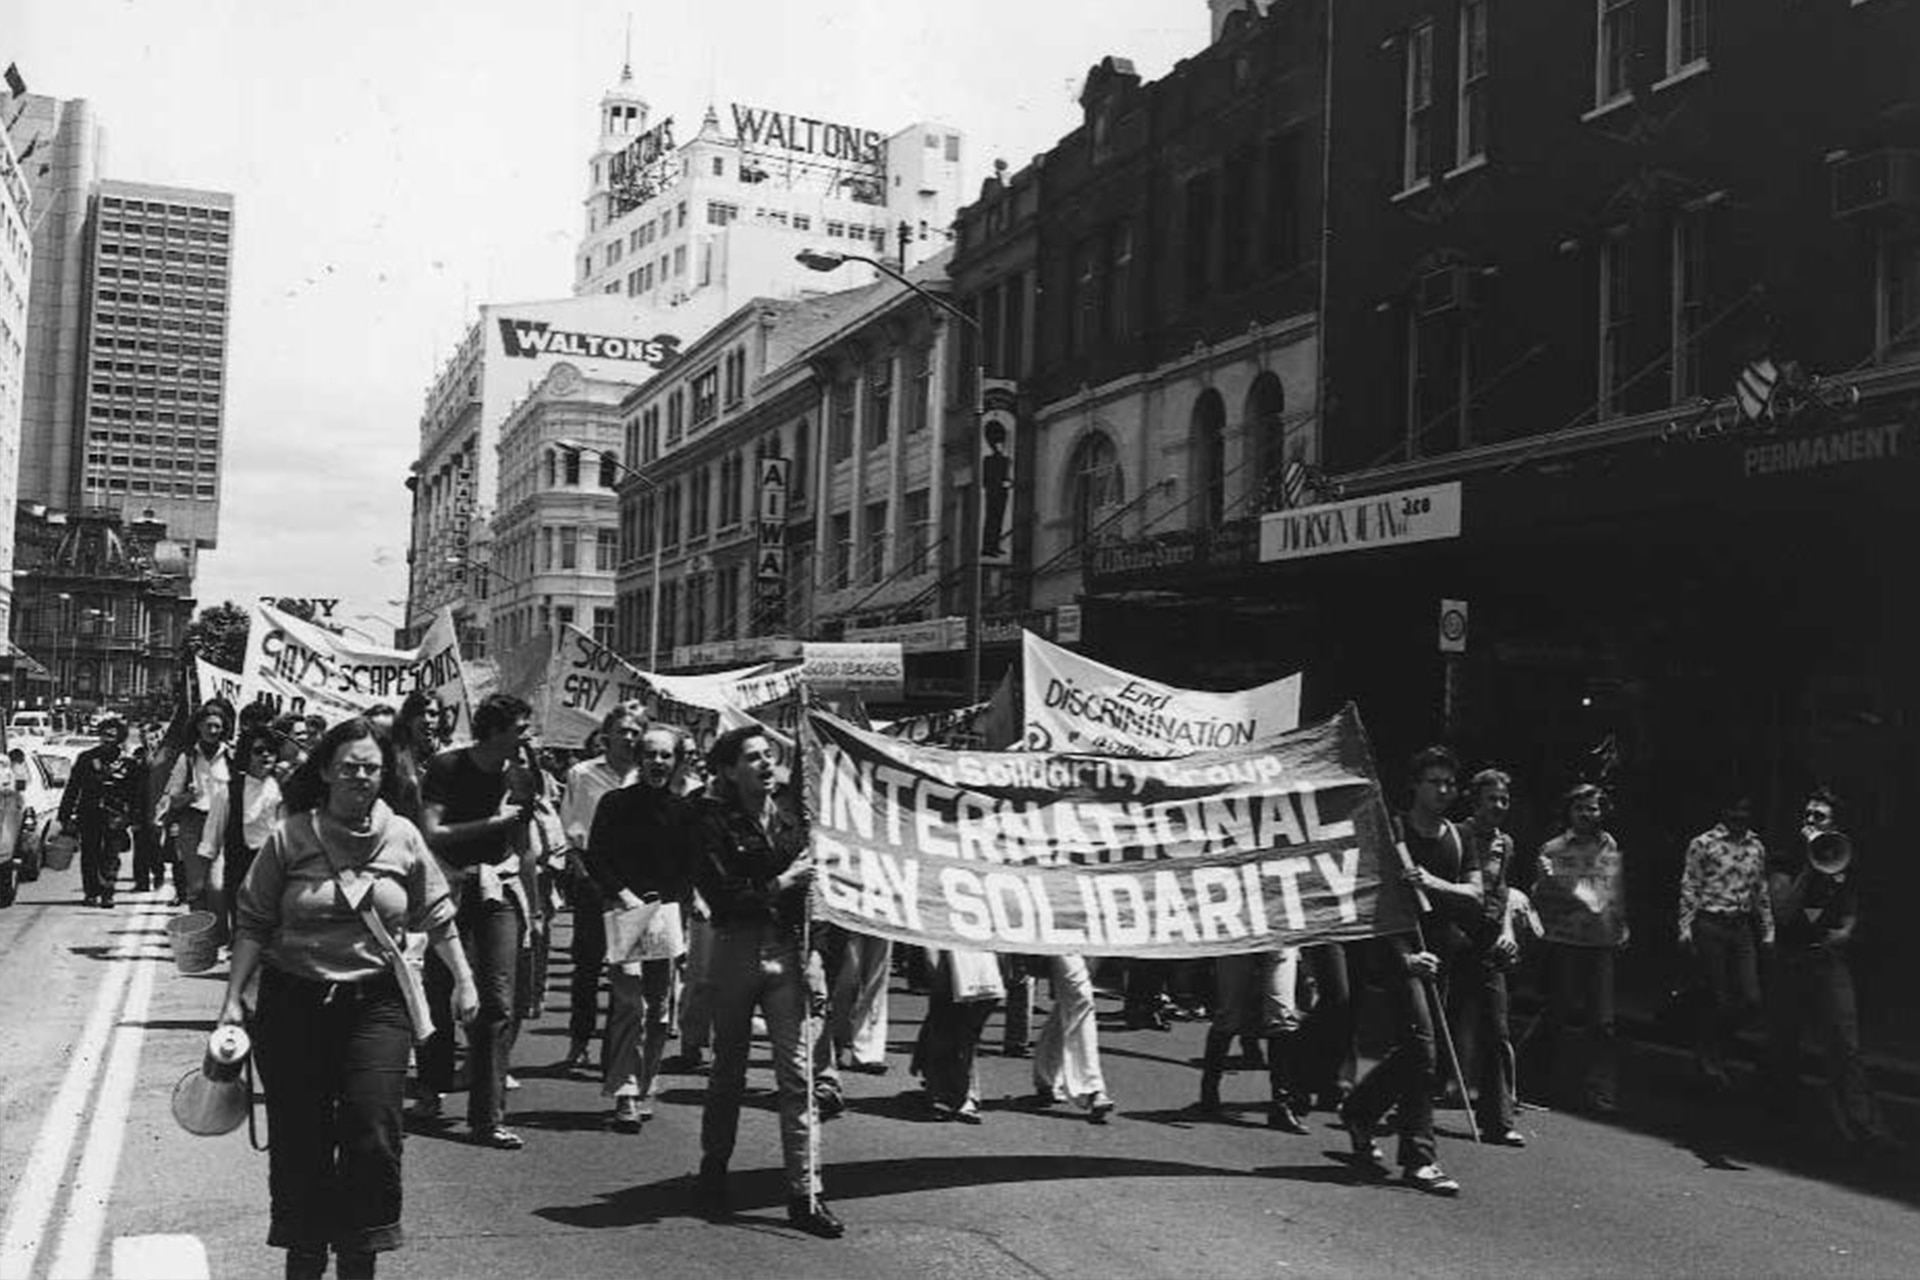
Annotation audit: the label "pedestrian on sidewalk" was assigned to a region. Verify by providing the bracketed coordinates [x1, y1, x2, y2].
[584, 721, 692, 1132]
[219, 725, 285, 946]
[1031, 953, 1117, 1123]
[416, 693, 542, 1150]
[917, 946, 1003, 1123]
[1677, 793, 1773, 1090]
[1191, 948, 1307, 1132]
[558, 706, 645, 1075]
[689, 726, 844, 1238]
[55, 713, 144, 909]
[1529, 783, 1629, 1112]
[1762, 788, 1901, 1153]
[1339, 745, 1466, 1197]
[221, 717, 480, 1280]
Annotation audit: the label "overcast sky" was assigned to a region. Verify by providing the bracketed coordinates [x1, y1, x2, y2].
[9, 0, 1202, 637]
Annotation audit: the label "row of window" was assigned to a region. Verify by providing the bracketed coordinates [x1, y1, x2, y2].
[824, 490, 935, 590]
[90, 382, 219, 404]
[498, 603, 617, 653]
[81, 474, 217, 497]
[826, 347, 933, 461]
[87, 428, 219, 449]
[619, 561, 751, 656]
[88, 406, 221, 428]
[630, 342, 753, 462]
[99, 195, 230, 222]
[85, 452, 219, 472]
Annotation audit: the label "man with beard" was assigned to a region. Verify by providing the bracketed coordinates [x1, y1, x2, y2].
[585, 724, 693, 1133]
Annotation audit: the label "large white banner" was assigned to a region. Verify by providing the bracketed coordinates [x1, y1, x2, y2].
[236, 602, 471, 736]
[1019, 630, 1301, 757]
[536, 625, 806, 749]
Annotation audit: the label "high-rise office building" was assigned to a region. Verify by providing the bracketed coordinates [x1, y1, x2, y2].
[76, 180, 235, 548]
[0, 117, 31, 643]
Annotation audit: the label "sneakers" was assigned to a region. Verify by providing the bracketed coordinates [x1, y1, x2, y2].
[1338, 1105, 1388, 1174]
[472, 1126, 524, 1150]
[612, 1097, 643, 1134]
[504, 1073, 522, 1091]
[786, 1195, 846, 1239]
[561, 1039, 593, 1075]
[406, 1092, 445, 1125]
[1087, 1091, 1116, 1124]
[1403, 1163, 1461, 1196]
[814, 1087, 847, 1121]
[1487, 1127, 1527, 1147]
[1267, 1101, 1309, 1134]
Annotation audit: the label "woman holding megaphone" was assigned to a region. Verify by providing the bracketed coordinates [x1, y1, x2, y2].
[220, 718, 480, 1280]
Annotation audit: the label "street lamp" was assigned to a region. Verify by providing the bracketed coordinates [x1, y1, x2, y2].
[795, 248, 989, 705]
[556, 438, 666, 671]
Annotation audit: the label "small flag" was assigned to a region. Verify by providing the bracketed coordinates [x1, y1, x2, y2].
[1734, 358, 1779, 422]
[1281, 459, 1307, 508]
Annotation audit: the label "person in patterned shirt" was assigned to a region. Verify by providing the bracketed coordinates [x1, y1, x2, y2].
[1678, 794, 1774, 1089]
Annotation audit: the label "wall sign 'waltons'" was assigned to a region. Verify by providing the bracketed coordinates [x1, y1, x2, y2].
[729, 103, 886, 171]
[494, 317, 683, 370]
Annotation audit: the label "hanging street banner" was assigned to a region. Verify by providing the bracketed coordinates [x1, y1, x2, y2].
[804, 704, 1412, 958]
[801, 640, 904, 702]
[237, 602, 471, 736]
[1019, 631, 1302, 756]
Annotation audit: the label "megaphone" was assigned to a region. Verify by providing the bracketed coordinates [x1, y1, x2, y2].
[170, 1025, 252, 1137]
[1808, 830, 1852, 877]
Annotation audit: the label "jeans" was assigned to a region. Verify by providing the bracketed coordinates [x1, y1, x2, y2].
[1692, 912, 1760, 1078]
[1446, 952, 1516, 1132]
[224, 845, 260, 953]
[1344, 962, 1438, 1170]
[701, 922, 820, 1198]
[679, 917, 714, 1054]
[1297, 944, 1356, 1099]
[921, 983, 995, 1110]
[78, 823, 124, 901]
[1765, 945, 1891, 1141]
[131, 823, 167, 889]
[1001, 957, 1032, 1052]
[568, 876, 607, 1046]
[1534, 944, 1619, 1103]
[604, 959, 674, 1100]
[254, 966, 410, 1255]
[1034, 954, 1107, 1102]
[1209, 949, 1300, 1038]
[419, 892, 521, 1130]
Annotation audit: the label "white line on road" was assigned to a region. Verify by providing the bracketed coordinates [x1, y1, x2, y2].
[109, 1235, 210, 1280]
[48, 901, 166, 1280]
[0, 922, 138, 1280]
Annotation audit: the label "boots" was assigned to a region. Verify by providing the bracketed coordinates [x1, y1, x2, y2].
[1194, 1029, 1231, 1114]
[1266, 1034, 1308, 1133]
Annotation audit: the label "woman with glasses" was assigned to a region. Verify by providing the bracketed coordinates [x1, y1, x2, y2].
[220, 725, 286, 945]
[222, 718, 479, 1280]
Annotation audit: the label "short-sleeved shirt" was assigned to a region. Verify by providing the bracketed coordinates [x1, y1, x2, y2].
[421, 746, 512, 869]
[1536, 830, 1627, 948]
[235, 802, 455, 983]
[561, 757, 637, 850]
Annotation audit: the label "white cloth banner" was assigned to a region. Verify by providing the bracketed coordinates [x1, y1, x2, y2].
[1019, 630, 1301, 756]
[235, 602, 471, 735]
[538, 625, 804, 749]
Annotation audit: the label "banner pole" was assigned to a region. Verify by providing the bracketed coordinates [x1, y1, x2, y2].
[797, 686, 820, 1215]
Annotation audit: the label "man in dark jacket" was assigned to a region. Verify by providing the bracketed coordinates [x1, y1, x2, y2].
[57, 715, 146, 908]
[585, 724, 693, 1132]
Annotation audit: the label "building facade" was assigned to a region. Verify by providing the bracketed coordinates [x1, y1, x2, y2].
[75, 180, 235, 548]
[0, 118, 32, 645]
[488, 363, 630, 654]
[578, 63, 964, 304]
[9, 502, 194, 717]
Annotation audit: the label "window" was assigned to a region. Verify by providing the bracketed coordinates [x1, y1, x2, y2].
[865, 360, 892, 449]
[830, 381, 855, 461]
[599, 454, 618, 488]
[1878, 229, 1920, 355]
[691, 367, 720, 424]
[1599, 235, 1632, 418]
[560, 526, 578, 569]
[719, 452, 744, 527]
[1190, 391, 1228, 529]
[793, 418, 811, 504]
[793, 215, 811, 231]
[714, 564, 740, 640]
[593, 607, 616, 648]
[1184, 174, 1215, 301]
[1002, 271, 1026, 374]
[830, 512, 853, 588]
[659, 581, 679, 651]
[642, 407, 661, 461]
[707, 201, 739, 226]
[667, 390, 685, 445]
[542, 525, 555, 570]
[712, 156, 726, 177]
[673, 246, 685, 277]
[723, 348, 746, 405]
[1457, 1, 1490, 166]
[1069, 432, 1126, 548]
[685, 573, 708, 645]
[689, 466, 711, 537]
[563, 447, 581, 485]
[1597, 0, 1635, 107]
[1402, 21, 1436, 190]
[1670, 212, 1707, 402]
[864, 501, 889, 583]
[1248, 374, 1290, 505]
[903, 488, 932, 575]
[1666, 0, 1707, 77]
[1221, 147, 1253, 282]
[662, 481, 682, 548]
[596, 527, 618, 571]
[1070, 240, 1099, 354]
[906, 347, 932, 435]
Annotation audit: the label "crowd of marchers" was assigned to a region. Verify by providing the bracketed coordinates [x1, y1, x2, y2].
[45, 698, 1904, 1278]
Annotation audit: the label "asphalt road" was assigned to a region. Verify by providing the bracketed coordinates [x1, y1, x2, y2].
[3, 869, 1918, 1279]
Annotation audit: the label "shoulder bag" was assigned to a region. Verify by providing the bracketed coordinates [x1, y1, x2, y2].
[310, 814, 437, 1045]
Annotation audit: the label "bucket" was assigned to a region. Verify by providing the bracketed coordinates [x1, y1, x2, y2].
[166, 911, 222, 975]
[41, 829, 77, 872]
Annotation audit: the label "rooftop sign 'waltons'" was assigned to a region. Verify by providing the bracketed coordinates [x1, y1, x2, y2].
[495, 318, 682, 370]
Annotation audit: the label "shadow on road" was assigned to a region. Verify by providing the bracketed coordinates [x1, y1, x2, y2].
[534, 1153, 1286, 1230]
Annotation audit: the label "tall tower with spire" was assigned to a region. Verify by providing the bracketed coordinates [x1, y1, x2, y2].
[587, 33, 649, 236]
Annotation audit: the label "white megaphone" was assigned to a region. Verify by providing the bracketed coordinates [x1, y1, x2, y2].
[170, 1024, 252, 1137]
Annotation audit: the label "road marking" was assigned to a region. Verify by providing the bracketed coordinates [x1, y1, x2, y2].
[48, 902, 165, 1280]
[0, 930, 137, 1280]
[109, 1234, 210, 1280]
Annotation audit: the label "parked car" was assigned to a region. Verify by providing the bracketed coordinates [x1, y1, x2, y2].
[7, 710, 54, 740]
[0, 735, 26, 906]
[10, 741, 82, 889]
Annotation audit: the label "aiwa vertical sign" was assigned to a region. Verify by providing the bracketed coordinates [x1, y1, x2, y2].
[756, 455, 790, 628]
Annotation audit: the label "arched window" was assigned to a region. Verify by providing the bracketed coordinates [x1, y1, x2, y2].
[1068, 431, 1126, 547]
[1245, 372, 1288, 510]
[1189, 389, 1227, 528]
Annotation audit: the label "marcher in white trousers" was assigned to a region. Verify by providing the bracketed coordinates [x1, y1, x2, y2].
[1032, 954, 1114, 1121]
[832, 933, 893, 1069]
